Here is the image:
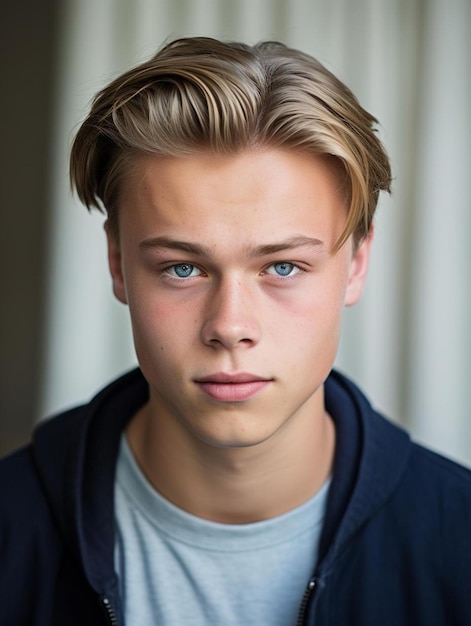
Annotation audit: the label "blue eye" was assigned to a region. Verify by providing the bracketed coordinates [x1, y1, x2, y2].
[170, 263, 200, 278]
[271, 262, 296, 276]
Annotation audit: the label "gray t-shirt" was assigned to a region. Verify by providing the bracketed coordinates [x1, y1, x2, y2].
[114, 437, 329, 625]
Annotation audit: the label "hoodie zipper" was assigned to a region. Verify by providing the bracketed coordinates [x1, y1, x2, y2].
[101, 596, 118, 625]
[296, 578, 317, 625]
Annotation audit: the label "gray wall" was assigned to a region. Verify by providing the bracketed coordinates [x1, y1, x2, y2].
[0, 0, 59, 455]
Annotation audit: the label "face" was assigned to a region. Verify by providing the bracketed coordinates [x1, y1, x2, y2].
[108, 149, 371, 450]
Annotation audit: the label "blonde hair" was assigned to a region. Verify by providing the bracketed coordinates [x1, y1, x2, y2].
[70, 36, 391, 249]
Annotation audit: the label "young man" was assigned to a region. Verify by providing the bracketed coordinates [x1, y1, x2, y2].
[1, 37, 470, 626]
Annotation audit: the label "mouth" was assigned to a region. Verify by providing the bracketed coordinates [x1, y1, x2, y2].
[194, 372, 272, 402]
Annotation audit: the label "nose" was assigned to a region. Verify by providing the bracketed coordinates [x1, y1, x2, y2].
[201, 277, 261, 350]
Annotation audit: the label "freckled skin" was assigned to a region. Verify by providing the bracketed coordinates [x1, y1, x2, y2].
[107, 149, 372, 521]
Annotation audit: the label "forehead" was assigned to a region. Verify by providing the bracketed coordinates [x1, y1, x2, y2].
[117, 149, 349, 249]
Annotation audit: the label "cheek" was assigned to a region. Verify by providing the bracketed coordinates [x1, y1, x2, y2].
[277, 275, 348, 356]
[127, 294, 171, 353]
[128, 293, 200, 361]
[291, 275, 348, 325]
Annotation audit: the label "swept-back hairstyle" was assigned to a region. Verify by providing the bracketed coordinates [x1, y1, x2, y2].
[70, 36, 391, 248]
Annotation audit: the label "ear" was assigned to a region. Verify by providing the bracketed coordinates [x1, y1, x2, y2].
[344, 226, 374, 307]
[105, 221, 128, 304]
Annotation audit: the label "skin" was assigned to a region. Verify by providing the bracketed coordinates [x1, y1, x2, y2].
[107, 149, 372, 523]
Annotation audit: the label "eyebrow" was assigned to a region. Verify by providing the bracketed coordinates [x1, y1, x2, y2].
[139, 235, 325, 257]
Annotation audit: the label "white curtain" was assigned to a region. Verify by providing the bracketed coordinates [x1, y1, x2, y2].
[41, 0, 471, 466]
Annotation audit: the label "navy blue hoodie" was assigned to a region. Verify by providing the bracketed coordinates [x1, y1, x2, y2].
[1, 368, 470, 625]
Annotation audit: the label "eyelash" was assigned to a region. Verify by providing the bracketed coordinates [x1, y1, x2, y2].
[160, 261, 305, 283]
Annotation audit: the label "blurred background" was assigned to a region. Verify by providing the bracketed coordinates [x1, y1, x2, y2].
[1, 0, 470, 465]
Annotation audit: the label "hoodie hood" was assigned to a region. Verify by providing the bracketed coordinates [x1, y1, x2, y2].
[32, 369, 148, 595]
[319, 370, 411, 574]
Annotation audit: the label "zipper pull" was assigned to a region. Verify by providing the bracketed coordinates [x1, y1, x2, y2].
[296, 578, 317, 625]
[101, 596, 118, 625]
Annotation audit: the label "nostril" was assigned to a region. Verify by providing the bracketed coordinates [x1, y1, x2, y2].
[201, 320, 261, 349]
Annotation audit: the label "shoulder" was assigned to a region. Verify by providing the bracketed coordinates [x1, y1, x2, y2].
[0, 445, 64, 610]
[0, 445, 44, 513]
[409, 442, 471, 482]
[403, 443, 471, 526]
[0, 402, 88, 542]
[0, 445, 55, 542]
[377, 442, 471, 572]
[405, 442, 471, 500]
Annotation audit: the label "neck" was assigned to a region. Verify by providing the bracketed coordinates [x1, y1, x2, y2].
[126, 394, 335, 524]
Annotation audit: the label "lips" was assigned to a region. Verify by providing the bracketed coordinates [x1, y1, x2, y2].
[194, 372, 272, 401]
